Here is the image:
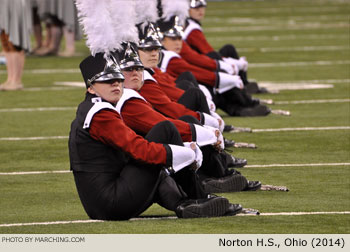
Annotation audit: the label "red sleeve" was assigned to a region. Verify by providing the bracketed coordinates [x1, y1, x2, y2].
[121, 98, 193, 142]
[89, 109, 168, 165]
[139, 80, 201, 121]
[166, 57, 216, 87]
[155, 68, 177, 82]
[186, 29, 215, 55]
[180, 41, 217, 71]
[153, 69, 185, 102]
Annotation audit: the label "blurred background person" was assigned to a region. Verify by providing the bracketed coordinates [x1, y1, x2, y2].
[0, 0, 33, 91]
[34, 0, 81, 57]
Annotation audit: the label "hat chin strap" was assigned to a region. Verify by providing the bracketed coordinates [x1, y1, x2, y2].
[89, 85, 101, 98]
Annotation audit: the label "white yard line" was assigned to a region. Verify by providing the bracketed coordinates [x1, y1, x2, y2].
[1, 211, 350, 227]
[261, 79, 349, 84]
[0, 136, 68, 141]
[210, 34, 349, 42]
[0, 107, 75, 112]
[249, 60, 350, 68]
[239, 45, 349, 53]
[0, 220, 104, 227]
[245, 163, 350, 168]
[275, 98, 350, 105]
[252, 126, 350, 132]
[0, 85, 80, 92]
[0, 69, 79, 74]
[258, 83, 334, 91]
[258, 211, 350, 216]
[207, 6, 345, 15]
[1, 163, 349, 176]
[0, 170, 71, 176]
[23, 86, 80, 91]
[26, 69, 80, 74]
[54, 81, 85, 87]
[259, 45, 349, 52]
[206, 23, 349, 32]
[205, 15, 349, 24]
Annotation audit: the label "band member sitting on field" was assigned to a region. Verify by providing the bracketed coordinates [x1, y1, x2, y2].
[69, 52, 243, 219]
[113, 42, 261, 194]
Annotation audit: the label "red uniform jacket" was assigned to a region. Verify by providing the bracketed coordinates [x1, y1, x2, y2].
[140, 70, 202, 121]
[153, 68, 184, 102]
[180, 41, 218, 72]
[116, 88, 193, 142]
[89, 109, 168, 165]
[159, 50, 217, 88]
[183, 18, 215, 55]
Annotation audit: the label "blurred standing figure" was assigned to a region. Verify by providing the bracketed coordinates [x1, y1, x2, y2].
[184, 0, 267, 94]
[0, 0, 33, 91]
[35, 0, 81, 56]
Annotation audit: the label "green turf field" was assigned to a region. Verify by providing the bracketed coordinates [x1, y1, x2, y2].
[0, 0, 349, 234]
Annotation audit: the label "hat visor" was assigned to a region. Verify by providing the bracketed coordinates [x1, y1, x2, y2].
[138, 40, 162, 49]
[89, 72, 125, 85]
[120, 61, 144, 70]
[163, 30, 183, 39]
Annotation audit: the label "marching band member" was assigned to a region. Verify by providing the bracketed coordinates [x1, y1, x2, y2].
[70, 0, 242, 220]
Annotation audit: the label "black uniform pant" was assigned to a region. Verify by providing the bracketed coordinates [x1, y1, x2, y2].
[177, 87, 211, 114]
[73, 121, 205, 221]
[175, 72, 211, 114]
[219, 44, 251, 85]
[175, 71, 199, 89]
[215, 87, 258, 116]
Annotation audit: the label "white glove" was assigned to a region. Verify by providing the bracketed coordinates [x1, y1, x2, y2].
[218, 60, 235, 75]
[206, 98, 216, 112]
[183, 142, 203, 171]
[222, 57, 246, 72]
[239, 57, 248, 71]
[198, 84, 216, 111]
[193, 124, 219, 147]
[168, 144, 195, 173]
[203, 125, 225, 150]
[202, 112, 220, 129]
[217, 72, 244, 93]
[210, 111, 225, 132]
[198, 84, 213, 100]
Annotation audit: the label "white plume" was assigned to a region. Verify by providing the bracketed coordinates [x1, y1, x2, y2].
[109, 0, 138, 44]
[161, 0, 189, 24]
[75, 0, 120, 56]
[135, 0, 158, 25]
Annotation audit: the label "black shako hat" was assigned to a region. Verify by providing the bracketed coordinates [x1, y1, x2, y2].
[113, 42, 144, 71]
[137, 22, 162, 49]
[190, 0, 207, 8]
[157, 16, 184, 39]
[79, 53, 124, 88]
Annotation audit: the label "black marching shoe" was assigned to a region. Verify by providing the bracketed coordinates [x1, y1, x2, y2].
[245, 81, 269, 94]
[175, 196, 229, 218]
[245, 82, 259, 94]
[223, 125, 234, 132]
[223, 125, 252, 133]
[243, 180, 262, 191]
[224, 203, 243, 216]
[201, 174, 248, 193]
[226, 155, 247, 168]
[258, 87, 269, 93]
[224, 138, 235, 148]
[237, 104, 271, 117]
